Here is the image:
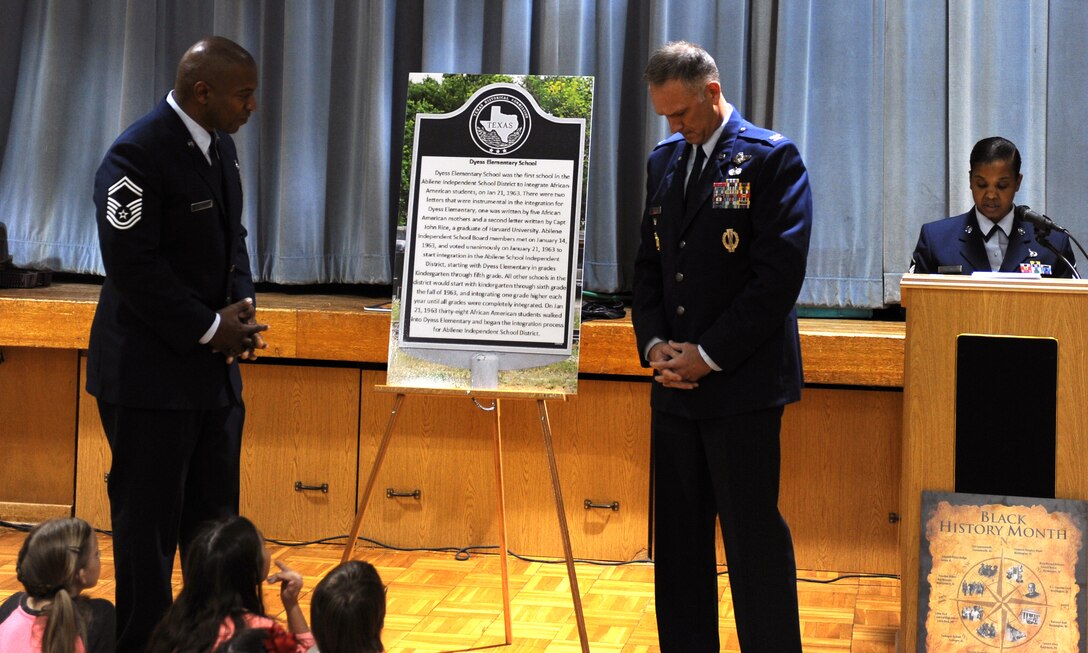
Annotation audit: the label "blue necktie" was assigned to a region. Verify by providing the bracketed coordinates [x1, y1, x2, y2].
[685, 144, 706, 201]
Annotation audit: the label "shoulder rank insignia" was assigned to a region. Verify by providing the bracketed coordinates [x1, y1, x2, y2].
[106, 176, 144, 230]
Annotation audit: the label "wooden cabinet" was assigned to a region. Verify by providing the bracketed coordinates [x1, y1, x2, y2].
[779, 387, 901, 574]
[356, 370, 653, 561]
[708, 388, 902, 575]
[357, 370, 499, 550]
[0, 347, 78, 521]
[3, 286, 906, 574]
[74, 365, 111, 529]
[70, 361, 899, 573]
[74, 359, 362, 542]
[238, 362, 360, 540]
[499, 379, 651, 561]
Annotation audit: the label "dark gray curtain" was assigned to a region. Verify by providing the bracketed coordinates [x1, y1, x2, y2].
[2, 0, 1087, 307]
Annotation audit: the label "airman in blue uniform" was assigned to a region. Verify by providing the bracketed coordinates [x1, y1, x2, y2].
[632, 40, 812, 652]
[910, 137, 1076, 277]
[88, 36, 267, 653]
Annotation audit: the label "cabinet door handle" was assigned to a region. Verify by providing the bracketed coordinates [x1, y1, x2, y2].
[294, 481, 329, 494]
[584, 499, 620, 512]
[386, 488, 421, 500]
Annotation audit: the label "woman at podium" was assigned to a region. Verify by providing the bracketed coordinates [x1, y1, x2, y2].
[909, 136, 1076, 277]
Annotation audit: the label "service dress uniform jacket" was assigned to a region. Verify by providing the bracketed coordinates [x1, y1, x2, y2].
[632, 109, 812, 418]
[88, 97, 255, 409]
[910, 209, 1076, 277]
[632, 108, 812, 653]
[87, 95, 256, 653]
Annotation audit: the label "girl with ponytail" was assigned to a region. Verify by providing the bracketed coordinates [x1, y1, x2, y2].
[0, 517, 115, 653]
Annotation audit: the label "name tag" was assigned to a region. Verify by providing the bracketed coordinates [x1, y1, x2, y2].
[191, 199, 214, 212]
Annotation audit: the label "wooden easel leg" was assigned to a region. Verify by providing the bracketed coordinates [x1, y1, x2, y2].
[537, 399, 590, 652]
[493, 400, 513, 644]
[341, 393, 405, 563]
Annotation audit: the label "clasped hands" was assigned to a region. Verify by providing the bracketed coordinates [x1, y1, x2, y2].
[648, 340, 711, 390]
[209, 297, 269, 363]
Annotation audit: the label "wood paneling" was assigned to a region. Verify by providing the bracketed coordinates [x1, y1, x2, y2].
[355, 375, 652, 562]
[0, 347, 78, 508]
[353, 379, 901, 572]
[780, 388, 901, 574]
[497, 379, 652, 561]
[799, 320, 905, 387]
[4, 284, 908, 576]
[68, 353, 903, 574]
[74, 360, 111, 529]
[357, 370, 502, 551]
[74, 360, 363, 540]
[0, 502, 70, 522]
[0, 289, 98, 349]
[0, 284, 906, 384]
[899, 274, 1088, 651]
[239, 363, 361, 540]
[707, 388, 903, 575]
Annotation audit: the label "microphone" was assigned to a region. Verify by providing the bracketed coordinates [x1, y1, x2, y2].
[1014, 205, 1083, 279]
[1015, 205, 1066, 233]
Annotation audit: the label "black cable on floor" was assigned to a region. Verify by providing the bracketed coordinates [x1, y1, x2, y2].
[1, 521, 899, 581]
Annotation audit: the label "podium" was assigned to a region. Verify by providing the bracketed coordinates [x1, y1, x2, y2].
[899, 273, 1088, 650]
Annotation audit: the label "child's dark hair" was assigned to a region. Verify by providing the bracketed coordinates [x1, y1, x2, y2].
[147, 516, 267, 653]
[311, 560, 386, 653]
[16, 518, 96, 653]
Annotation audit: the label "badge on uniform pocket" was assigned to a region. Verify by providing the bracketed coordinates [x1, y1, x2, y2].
[722, 228, 740, 252]
[191, 199, 214, 212]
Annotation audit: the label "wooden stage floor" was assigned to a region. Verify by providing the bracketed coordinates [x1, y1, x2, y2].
[0, 527, 899, 652]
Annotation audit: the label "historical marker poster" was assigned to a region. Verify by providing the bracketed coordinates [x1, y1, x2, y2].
[387, 74, 592, 393]
[919, 491, 1088, 652]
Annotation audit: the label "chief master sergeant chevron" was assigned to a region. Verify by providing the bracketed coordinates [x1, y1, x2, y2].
[632, 41, 812, 652]
[87, 36, 268, 653]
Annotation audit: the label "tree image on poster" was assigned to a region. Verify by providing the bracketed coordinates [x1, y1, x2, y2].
[399, 74, 593, 227]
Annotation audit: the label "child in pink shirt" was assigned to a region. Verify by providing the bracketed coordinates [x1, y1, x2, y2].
[147, 516, 312, 653]
[0, 517, 114, 653]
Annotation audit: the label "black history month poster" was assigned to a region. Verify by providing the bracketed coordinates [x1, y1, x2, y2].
[919, 491, 1088, 652]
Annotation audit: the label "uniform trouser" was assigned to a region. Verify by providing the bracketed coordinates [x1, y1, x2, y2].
[652, 406, 803, 652]
[97, 399, 244, 653]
